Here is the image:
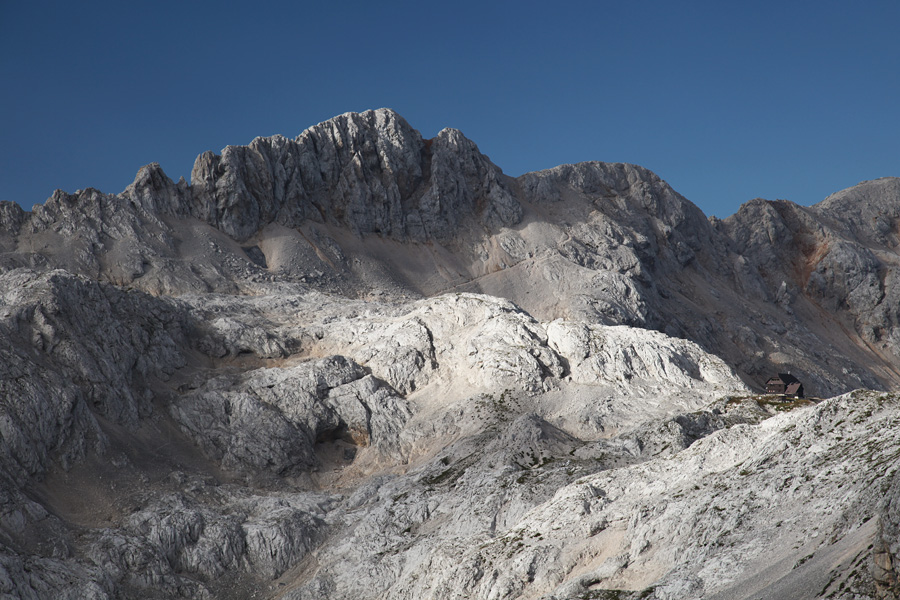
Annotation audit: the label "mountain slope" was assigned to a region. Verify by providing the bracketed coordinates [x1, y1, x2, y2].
[1, 109, 899, 599]
[3, 111, 898, 394]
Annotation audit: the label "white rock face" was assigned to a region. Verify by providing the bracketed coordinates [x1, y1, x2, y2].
[189, 109, 521, 241]
[411, 391, 900, 600]
[171, 356, 411, 475]
[2, 110, 900, 600]
[2, 110, 898, 396]
[545, 320, 738, 388]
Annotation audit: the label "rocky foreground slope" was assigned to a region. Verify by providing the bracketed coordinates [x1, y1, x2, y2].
[1, 109, 899, 599]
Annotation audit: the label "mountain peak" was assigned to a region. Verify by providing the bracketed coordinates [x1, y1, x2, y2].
[3, 109, 900, 600]
[186, 109, 520, 241]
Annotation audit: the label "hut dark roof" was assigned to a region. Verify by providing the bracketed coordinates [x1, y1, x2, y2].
[767, 373, 800, 385]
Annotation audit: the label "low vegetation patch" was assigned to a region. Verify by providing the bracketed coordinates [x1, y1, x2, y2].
[754, 395, 814, 412]
[577, 587, 656, 600]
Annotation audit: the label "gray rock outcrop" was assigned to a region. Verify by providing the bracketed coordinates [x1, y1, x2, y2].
[188, 108, 522, 241]
[2, 109, 900, 599]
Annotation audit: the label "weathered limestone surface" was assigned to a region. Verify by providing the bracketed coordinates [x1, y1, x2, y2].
[188, 109, 521, 241]
[721, 178, 900, 365]
[2, 110, 900, 599]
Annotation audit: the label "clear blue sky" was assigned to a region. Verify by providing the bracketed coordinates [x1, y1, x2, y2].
[2, 0, 898, 217]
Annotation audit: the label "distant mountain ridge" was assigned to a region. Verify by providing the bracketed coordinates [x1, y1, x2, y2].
[2, 109, 521, 242]
[2, 108, 898, 396]
[2, 109, 900, 600]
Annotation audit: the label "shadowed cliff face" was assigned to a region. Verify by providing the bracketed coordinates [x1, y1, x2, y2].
[2, 109, 900, 599]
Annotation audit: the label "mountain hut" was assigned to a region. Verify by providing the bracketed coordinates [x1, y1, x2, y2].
[765, 373, 804, 398]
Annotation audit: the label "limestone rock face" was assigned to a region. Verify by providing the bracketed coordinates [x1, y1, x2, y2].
[0, 201, 26, 237]
[3, 110, 900, 600]
[0, 267, 750, 599]
[383, 391, 900, 600]
[0, 269, 186, 482]
[545, 320, 739, 388]
[3, 110, 899, 396]
[171, 356, 411, 475]
[189, 109, 521, 241]
[721, 179, 900, 369]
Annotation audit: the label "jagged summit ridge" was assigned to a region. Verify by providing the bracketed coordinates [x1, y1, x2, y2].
[2, 109, 900, 599]
[9, 108, 521, 243]
[2, 110, 900, 396]
[1, 109, 899, 397]
[191, 108, 521, 240]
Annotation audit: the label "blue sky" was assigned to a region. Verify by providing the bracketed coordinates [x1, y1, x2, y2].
[2, 1, 898, 217]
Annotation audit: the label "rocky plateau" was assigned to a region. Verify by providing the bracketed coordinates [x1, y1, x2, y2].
[1, 108, 899, 599]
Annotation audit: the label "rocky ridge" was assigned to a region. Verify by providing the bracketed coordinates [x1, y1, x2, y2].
[0, 109, 899, 599]
[3, 110, 897, 395]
